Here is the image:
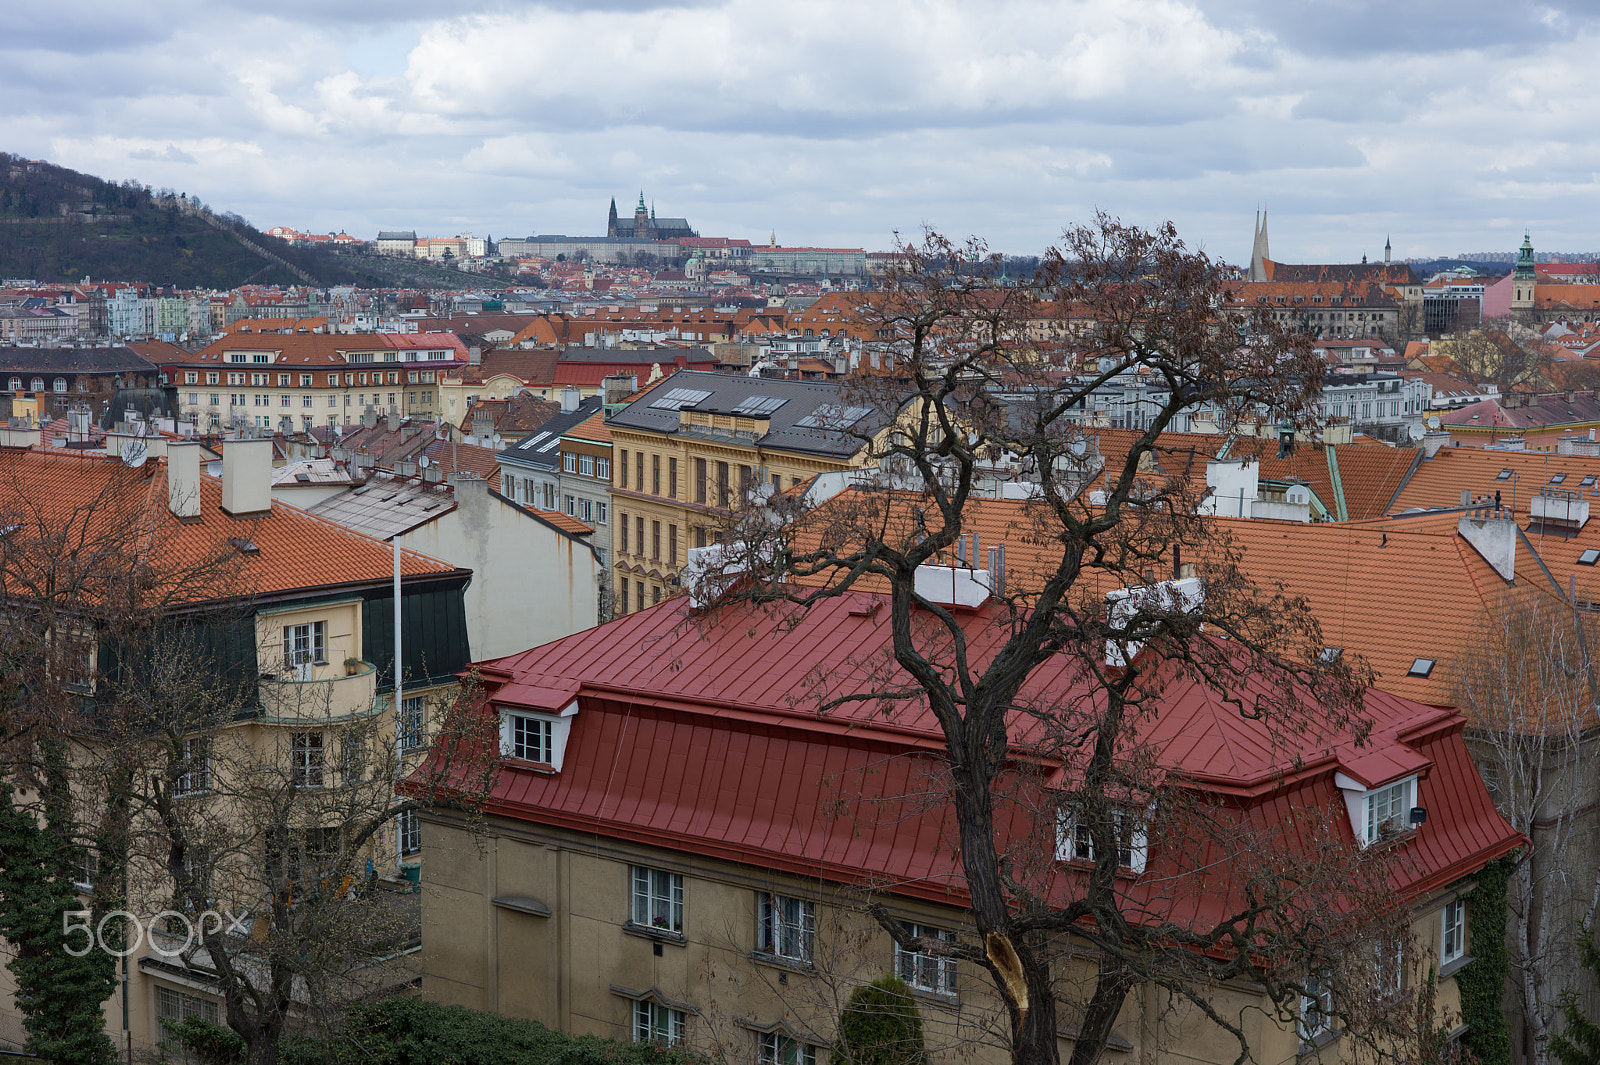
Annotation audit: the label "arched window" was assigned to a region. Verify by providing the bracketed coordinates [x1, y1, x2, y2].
[29, 378, 43, 393]
[7, 378, 19, 393]
[52, 378, 66, 394]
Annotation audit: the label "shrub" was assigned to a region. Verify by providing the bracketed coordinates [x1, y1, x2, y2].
[833, 975, 926, 1065]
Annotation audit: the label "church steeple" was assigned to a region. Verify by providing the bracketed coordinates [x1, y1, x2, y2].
[607, 197, 619, 238]
[1384, 234, 1391, 265]
[1249, 206, 1271, 282]
[1512, 232, 1536, 310]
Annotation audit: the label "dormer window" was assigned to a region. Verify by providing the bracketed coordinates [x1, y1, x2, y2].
[1364, 779, 1413, 843]
[1055, 806, 1148, 873]
[498, 701, 576, 769]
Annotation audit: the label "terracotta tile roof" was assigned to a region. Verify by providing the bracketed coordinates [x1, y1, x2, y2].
[460, 395, 560, 436]
[563, 412, 611, 444]
[421, 439, 502, 490]
[0, 448, 460, 602]
[1389, 446, 1600, 512]
[528, 508, 593, 536]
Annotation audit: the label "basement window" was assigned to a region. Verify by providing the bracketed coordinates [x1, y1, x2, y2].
[1580, 550, 1600, 566]
[1496, 469, 1513, 481]
[1407, 658, 1436, 678]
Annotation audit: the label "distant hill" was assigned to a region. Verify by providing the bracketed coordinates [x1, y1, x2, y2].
[0, 154, 473, 290]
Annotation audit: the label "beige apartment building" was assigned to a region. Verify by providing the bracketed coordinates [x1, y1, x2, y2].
[155, 333, 468, 430]
[604, 371, 880, 613]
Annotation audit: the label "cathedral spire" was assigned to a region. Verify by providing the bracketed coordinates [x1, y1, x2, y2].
[1249, 206, 1270, 282]
[1384, 234, 1392, 265]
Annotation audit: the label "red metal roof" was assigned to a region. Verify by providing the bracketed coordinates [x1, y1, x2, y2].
[455, 591, 1523, 922]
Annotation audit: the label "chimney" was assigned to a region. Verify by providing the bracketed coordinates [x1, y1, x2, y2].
[1457, 508, 1517, 581]
[167, 440, 202, 521]
[363, 407, 378, 429]
[1422, 430, 1450, 459]
[220, 437, 273, 517]
[560, 385, 581, 414]
[469, 345, 482, 365]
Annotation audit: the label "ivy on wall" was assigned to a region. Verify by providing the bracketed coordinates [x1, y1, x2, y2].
[1459, 853, 1515, 1065]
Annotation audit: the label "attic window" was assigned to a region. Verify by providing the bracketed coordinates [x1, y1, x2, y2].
[1320, 647, 1343, 663]
[1579, 549, 1600, 566]
[1550, 473, 1568, 485]
[1407, 658, 1436, 678]
[1583, 475, 1598, 488]
[1495, 469, 1513, 481]
[228, 537, 260, 555]
[352, 485, 372, 495]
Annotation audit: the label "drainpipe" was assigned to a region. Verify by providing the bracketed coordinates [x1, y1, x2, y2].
[393, 537, 403, 872]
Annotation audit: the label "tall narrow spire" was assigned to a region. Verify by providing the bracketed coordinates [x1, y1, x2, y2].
[1249, 206, 1271, 282]
[1384, 234, 1392, 265]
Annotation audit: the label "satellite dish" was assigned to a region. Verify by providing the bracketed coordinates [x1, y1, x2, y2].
[123, 438, 148, 469]
[1407, 424, 1426, 442]
[1426, 415, 1442, 430]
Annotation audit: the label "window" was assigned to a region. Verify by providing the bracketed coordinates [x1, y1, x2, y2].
[580, 454, 595, 476]
[597, 502, 608, 525]
[597, 457, 611, 480]
[563, 452, 577, 473]
[211, 394, 219, 406]
[633, 1000, 685, 1045]
[1551, 473, 1568, 485]
[620, 580, 630, 614]
[581, 499, 593, 522]
[652, 521, 661, 560]
[29, 377, 42, 392]
[758, 1033, 815, 1065]
[339, 730, 365, 782]
[184, 371, 198, 385]
[1441, 898, 1466, 965]
[1407, 658, 1435, 678]
[1299, 973, 1333, 1045]
[631, 866, 684, 933]
[716, 461, 729, 505]
[636, 452, 644, 490]
[652, 586, 661, 605]
[299, 374, 312, 387]
[757, 893, 814, 963]
[280, 395, 291, 407]
[1375, 935, 1404, 1000]
[503, 712, 553, 764]
[668, 458, 678, 498]
[636, 581, 644, 613]
[282, 622, 326, 679]
[564, 495, 576, 516]
[620, 514, 629, 553]
[277, 373, 290, 386]
[1055, 807, 1147, 872]
[188, 393, 198, 405]
[397, 808, 421, 856]
[895, 924, 956, 995]
[1496, 468, 1513, 481]
[174, 737, 210, 796]
[6, 377, 18, 392]
[1580, 549, 1600, 566]
[206, 372, 218, 385]
[1364, 779, 1411, 842]
[619, 450, 629, 489]
[696, 458, 707, 503]
[290, 732, 324, 787]
[636, 517, 645, 556]
[327, 374, 339, 387]
[157, 986, 220, 1026]
[652, 454, 661, 495]
[668, 525, 677, 566]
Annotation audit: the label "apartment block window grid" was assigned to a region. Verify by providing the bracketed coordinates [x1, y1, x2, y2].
[633, 1001, 685, 1045]
[894, 924, 957, 995]
[758, 1033, 816, 1065]
[631, 866, 684, 933]
[758, 893, 814, 964]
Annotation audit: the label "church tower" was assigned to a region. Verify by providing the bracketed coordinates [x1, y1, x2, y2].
[1249, 208, 1271, 282]
[607, 198, 619, 239]
[634, 192, 649, 239]
[1512, 233, 1536, 310]
[1384, 235, 1392, 265]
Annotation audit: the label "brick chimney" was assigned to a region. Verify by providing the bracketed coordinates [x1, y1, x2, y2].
[221, 437, 273, 517]
[167, 440, 202, 521]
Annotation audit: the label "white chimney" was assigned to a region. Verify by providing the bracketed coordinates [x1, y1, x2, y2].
[167, 440, 202, 521]
[1105, 577, 1204, 668]
[1200, 459, 1259, 518]
[1457, 508, 1517, 581]
[221, 437, 273, 517]
[560, 385, 581, 414]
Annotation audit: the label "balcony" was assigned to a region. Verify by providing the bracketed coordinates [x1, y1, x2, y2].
[258, 652, 379, 723]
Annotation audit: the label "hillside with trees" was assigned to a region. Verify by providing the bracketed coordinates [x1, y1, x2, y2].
[0, 154, 471, 289]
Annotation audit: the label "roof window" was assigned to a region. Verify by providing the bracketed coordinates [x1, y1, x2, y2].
[1551, 473, 1568, 485]
[1582, 475, 1597, 488]
[1320, 647, 1343, 663]
[1407, 658, 1436, 678]
[1496, 469, 1513, 481]
[1580, 549, 1600, 566]
[227, 537, 260, 555]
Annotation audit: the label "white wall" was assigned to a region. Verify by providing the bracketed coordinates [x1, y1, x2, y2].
[396, 479, 600, 661]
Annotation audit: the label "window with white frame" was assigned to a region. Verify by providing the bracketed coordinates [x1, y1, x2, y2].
[1375, 935, 1404, 999]
[282, 621, 326, 679]
[597, 457, 611, 480]
[633, 1000, 685, 1045]
[290, 732, 324, 787]
[563, 452, 577, 473]
[174, 737, 209, 796]
[399, 696, 425, 750]
[1364, 779, 1412, 843]
[53, 378, 66, 394]
[1055, 806, 1147, 873]
[157, 986, 220, 1026]
[1298, 973, 1333, 1045]
[631, 866, 684, 933]
[1441, 898, 1466, 965]
[397, 808, 420, 856]
[580, 454, 595, 476]
[758, 893, 814, 964]
[758, 1032, 815, 1065]
[501, 712, 553, 764]
[581, 498, 593, 522]
[895, 924, 957, 995]
[339, 729, 365, 782]
[597, 502, 608, 525]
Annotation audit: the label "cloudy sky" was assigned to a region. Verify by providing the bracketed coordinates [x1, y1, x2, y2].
[5, 1, 1598, 263]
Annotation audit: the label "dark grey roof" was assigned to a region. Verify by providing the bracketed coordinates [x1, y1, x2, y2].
[558, 346, 715, 365]
[0, 347, 155, 373]
[497, 395, 606, 472]
[377, 230, 417, 240]
[604, 370, 884, 460]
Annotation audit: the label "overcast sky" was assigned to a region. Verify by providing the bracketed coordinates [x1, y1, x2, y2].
[5, 1, 1598, 264]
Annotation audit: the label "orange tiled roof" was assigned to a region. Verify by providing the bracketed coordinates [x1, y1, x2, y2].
[529, 508, 593, 536]
[0, 448, 460, 602]
[564, 412, 611, 444]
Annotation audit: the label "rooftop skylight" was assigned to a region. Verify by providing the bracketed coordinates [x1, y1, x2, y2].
[1496, 469, 1513, 481]
[1407, 658, 1436, 678]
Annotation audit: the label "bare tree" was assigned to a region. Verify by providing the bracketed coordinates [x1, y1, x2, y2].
[1455, 587, 1600, 1065]
[701, 220, 1416, 1065]
[1438, 320, 1549, 392]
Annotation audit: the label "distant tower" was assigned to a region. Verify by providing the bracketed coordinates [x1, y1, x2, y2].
[1512, 232, 1536, 310]
[1249, 208, 1271, 282]
[1384, 234, 1392, 266]
[607, 197, 620, 239]
[770, 230, 778, 248]
[634, 192, 649, 239]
